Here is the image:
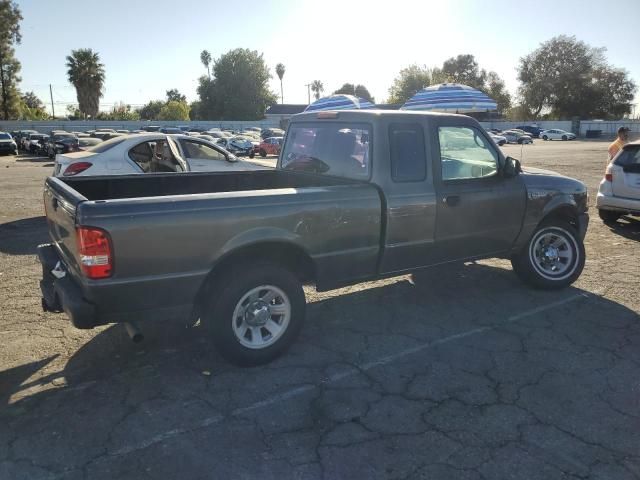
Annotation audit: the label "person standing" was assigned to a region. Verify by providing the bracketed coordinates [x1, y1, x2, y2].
[608, 126, 629, 162]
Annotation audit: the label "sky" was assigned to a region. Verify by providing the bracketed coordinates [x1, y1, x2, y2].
[12, 0, 640, 115]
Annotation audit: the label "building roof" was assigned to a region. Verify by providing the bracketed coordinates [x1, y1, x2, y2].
[266, 104, 308, 115]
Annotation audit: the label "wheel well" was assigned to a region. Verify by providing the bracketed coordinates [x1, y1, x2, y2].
[192, 242, 316, 317]
[541, 206, 579, 229]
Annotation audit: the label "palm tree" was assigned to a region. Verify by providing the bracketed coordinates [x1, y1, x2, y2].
[275, 63, 285, 103]
[66, 49, 105, 119]
[200, 50, 211, 79]
[311, 80, 324, 100]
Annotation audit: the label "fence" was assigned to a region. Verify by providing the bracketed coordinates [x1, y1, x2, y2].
[0, 119, 280, 132]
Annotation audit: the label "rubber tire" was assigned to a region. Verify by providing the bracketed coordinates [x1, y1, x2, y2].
[543, 135, 548, 141]
[598, 209, 621, 224]
[203, 262, 305, 367]
[498, 141, 506, 146]
[562, 135, 567, 141]
[260, 149, 267, 158]
[511, 220, 585, 290]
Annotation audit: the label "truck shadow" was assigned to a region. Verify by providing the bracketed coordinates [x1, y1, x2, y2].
[0, 216, 49, 255]
[2, 261, 639, 416]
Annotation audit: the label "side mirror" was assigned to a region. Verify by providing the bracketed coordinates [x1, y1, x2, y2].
[502, 156, 522, 178]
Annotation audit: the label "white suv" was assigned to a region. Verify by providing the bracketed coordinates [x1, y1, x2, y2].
[597, 140, 640, 222]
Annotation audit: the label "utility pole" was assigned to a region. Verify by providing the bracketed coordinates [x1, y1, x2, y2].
[49, 84, 55, 118]
[305, 83, 311, 105]
[0, 48, 8, 121]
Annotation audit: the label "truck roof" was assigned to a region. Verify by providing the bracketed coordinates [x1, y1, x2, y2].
[290, 109, 471, 123]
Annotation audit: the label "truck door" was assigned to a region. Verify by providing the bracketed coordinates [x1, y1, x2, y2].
[379, 122, 438, 273]
[432, 123, 526, 261]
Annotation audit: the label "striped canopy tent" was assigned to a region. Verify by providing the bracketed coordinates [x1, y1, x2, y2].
[304, 94, 375, 112]
[400, 83, 497, 113]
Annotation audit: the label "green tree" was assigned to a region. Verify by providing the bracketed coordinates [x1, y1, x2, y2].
[66, 48, 105, 118]
[311, 80, 324, 100]
[166, 88, 186, 103]
[158, 100, 190, 121]
[354, 84, 374, 103]
[387, 65, 445, 104]
[98, 102, 140, 121]
[66, 104, 81, 120]
[197, 48, 276, 120]
[485, 71, 511, 114]
[0, 0, 22, 120]
[200, 50, 211, 79]
[137, 100, 165, 120]
[518, 35, 636, 118]
[334, 83, 356, 96]
[275, 63, 285, 103]
[441, 54, 486, 89]
[18, 91, 48, 119]
[189, 100, 201, 120]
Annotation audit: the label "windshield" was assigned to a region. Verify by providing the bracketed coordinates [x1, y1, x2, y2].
[0, 133, 11, 140]
[281, 122, 371, 179]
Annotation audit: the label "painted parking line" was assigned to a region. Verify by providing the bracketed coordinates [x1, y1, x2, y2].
[111, 292, 589, 457]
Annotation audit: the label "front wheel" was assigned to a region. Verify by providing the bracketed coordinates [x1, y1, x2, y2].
[203, 262, 305, 366]
[562, 135, 567, 141]
[511, 221, 585, 289]
[259, 149, 267, 158]
[542, 135, 548, 141]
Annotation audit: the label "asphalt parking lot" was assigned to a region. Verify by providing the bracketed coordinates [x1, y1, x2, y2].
[1, 140, 639, 480]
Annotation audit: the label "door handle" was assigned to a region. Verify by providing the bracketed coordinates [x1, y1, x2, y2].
[442, 195, 461, 206]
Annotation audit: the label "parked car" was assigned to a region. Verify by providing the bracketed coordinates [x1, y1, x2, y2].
[516, 125, 544, 138]
[489, 133, 507, 146]
[540, 129, 576, 141]
[53, 133, 263, 176]
[256, 136, 283, 157]
[78, 137, 103, 150]
[0, 131, 18, 155]
[597, 140, 640, 223]
[90, 131, 114, 140]
[16, 130, 39, 150]
[25, 133, 49, 153]
[206, 130, 232, 139]
[116, 129, 130, 134]
[501, 130, 533, 144]
[47, 133, 79, 158]
[39, 110, 588, 366]
[261, 128, 285, 140]
[187, 127, 207, 133]
[159, 127, 183, 134]
[215, 136, 254, 157]
[141, 125, 162, 132]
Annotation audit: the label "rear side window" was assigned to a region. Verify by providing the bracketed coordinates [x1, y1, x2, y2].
[389, 123, 426, 182]
[281, 122, 371, 179]
[128, 141, 154, 172]
[614, 146, 640, 167]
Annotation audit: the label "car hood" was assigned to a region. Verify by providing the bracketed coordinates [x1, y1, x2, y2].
[520, 165, 588, 212]
[0, 139, 15, 144]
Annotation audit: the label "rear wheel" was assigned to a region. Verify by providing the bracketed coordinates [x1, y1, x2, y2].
[511, 220, 585, 289]
[598, 209, 621, 224]
[562, 135, 568, 141]
[260, 149, 267, 158]
[543, 135, 548, 141]
[203, 262, 305, 366]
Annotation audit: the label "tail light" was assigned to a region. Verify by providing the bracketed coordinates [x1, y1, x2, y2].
[63, 162, 93, 176]
[605, 173, 613, 182]
[76, 227, 113, 279]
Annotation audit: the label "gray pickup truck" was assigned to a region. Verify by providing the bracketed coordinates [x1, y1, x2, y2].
[39, 110, 589, 365]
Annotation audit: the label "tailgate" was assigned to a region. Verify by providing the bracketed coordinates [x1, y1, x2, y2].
[612, 145, 640, 200]
[43, 177, 87, 274]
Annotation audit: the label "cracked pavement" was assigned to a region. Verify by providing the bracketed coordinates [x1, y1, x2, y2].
[1, 141, 639, 479]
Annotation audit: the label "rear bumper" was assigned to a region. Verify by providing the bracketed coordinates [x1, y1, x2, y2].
[38, 243, 195, 329]
[596, 192, 640, 215]
[38, 243, 98, 329]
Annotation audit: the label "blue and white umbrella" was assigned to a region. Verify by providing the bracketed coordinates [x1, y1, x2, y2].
[304, 94, 375, 112]
[401, 83, 497, 113]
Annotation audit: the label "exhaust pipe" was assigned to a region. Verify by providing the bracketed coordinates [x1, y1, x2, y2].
[124, 322, 144, 343]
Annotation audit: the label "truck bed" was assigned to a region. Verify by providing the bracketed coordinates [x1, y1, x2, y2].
[60, 170, 359, 201]
[43, 170, 383, 325]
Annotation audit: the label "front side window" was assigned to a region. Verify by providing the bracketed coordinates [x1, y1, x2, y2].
[180, 140, 226, 161]
[281, 123, 370, 179]
[438, 127, 498, 181]
[389, 123, 427, 182]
